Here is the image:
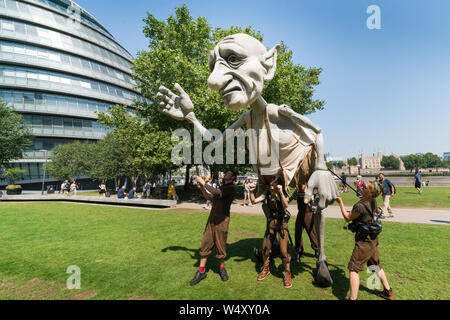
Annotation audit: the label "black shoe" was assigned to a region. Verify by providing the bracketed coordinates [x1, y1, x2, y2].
[190, 271, 207, 286]
[219, 268, 229, 282]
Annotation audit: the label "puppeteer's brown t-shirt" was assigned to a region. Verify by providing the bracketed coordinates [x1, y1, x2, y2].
[210, 183, 236, 217]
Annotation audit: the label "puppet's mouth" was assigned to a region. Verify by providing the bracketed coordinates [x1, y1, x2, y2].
[221, 86, 242, 97]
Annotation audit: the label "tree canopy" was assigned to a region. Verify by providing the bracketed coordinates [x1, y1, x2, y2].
[132, 5, 325, 178]
[347, 157, 358, 166]
[381, 155, 400, 170]
[97, 105, 175, 186]
[47, 141, 93, 180]
[0, 100, 33, 168]
[401, 153, 443, 172]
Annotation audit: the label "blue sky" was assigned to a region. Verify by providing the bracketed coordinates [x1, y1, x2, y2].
[76, 0, 450, 160]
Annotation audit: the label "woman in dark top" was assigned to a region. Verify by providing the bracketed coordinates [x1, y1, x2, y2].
[336, 181, 394, 300]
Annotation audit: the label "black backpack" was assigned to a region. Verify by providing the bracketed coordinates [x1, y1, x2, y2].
[348, 202, 382, 239]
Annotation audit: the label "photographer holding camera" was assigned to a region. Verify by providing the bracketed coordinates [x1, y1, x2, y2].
[336, 181, 394, 300]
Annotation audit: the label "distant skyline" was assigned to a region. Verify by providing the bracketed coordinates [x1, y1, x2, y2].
[76, 0, 450, 159]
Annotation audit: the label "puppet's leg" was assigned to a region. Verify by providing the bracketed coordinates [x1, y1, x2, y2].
[313, 207, 333, 287]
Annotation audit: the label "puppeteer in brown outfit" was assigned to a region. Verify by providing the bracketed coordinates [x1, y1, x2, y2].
[190, 172, 236, 286]
[199, 183, 235, 263]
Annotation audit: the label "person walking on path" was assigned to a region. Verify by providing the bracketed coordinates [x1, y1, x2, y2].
[243, 179, 250, 206]
[414, 171, 423, 194]
[167, 180, 178, 201]
[335, 181, 394, 300]
[63, 180, 70, 195]
[189, 171, 236, 286]
[98, 181, 107, 197]
[154, 180, 162, 199]
[143, 180, 152, 199]
[354, 175, 366, 198]
[70, 181, 78, 195]
[378, 173, 394, 218]
[341, 172, 348, 193]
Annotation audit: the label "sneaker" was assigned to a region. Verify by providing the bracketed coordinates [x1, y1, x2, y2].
[257, 264, 270, 281]
[190, 270, 207, 286]
[219, 268, 229, 282]
[375, 288, 395, 300]
[283, 271, 292, 289]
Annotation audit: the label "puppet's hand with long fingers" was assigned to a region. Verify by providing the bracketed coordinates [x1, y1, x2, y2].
[157, 83, 195, 121]
[305, 170, 340, 209]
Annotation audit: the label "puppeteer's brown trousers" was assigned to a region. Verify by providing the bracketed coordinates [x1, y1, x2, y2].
[295, 200, 319, 253]
[199, 212, 230, 263]
[262, 219, 291, 271]
[292, 146, 319, 254]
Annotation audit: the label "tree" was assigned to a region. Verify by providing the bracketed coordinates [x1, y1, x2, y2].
[132, 5, 325, 185]
[87, 133, 128, 190]
[347, 157, 358, 166]
[0, 100, 33, 168]
[335, 161, 345, 169]
[97, 105, 174, 187]
[381, 155, 400, 170]
[443, 160, 450, 169]
[5, 168, 26, 185]
[401, 154, 425, 172]
[47, 141, 93, 180]
[423, 152, 442, 169]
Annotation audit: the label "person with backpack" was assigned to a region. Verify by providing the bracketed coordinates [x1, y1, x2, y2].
[335, 181, 394, 300]
[414, 171, 423, 194]
[378, 173, 395, 218]
[63, 180, 70, 195]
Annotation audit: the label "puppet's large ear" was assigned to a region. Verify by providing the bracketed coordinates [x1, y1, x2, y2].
[261, 44, 280, 81]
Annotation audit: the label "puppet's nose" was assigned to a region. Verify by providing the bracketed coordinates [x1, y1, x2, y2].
[208, 63, 232, 91]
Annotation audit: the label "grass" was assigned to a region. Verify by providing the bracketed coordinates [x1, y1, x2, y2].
[0, 202, 448, 300]
[335, 186, 450, 209]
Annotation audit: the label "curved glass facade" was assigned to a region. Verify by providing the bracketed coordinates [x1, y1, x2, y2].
[0, 0, 139, 185]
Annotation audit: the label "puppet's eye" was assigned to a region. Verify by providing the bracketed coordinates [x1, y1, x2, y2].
[227, 55, 238, 64]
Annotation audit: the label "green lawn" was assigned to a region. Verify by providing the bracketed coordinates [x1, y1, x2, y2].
[334, 186, 450, 209]
[0, 202, 448, 300]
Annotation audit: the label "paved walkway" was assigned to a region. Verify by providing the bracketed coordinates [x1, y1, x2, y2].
[0, 194, 176, 208]
[174, 201, 450, 226]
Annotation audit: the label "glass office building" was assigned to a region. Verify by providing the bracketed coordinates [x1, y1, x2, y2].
[0, 0, 141, 186]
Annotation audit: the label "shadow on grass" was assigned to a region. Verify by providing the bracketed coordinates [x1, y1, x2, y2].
[162, 239, 355, 300]
[161, 238, 263, 275]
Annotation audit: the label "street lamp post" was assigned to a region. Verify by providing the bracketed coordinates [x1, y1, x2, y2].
[40, 150, 48, 195]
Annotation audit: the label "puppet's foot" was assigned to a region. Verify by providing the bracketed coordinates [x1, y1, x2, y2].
[314, 260, 333, 287]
